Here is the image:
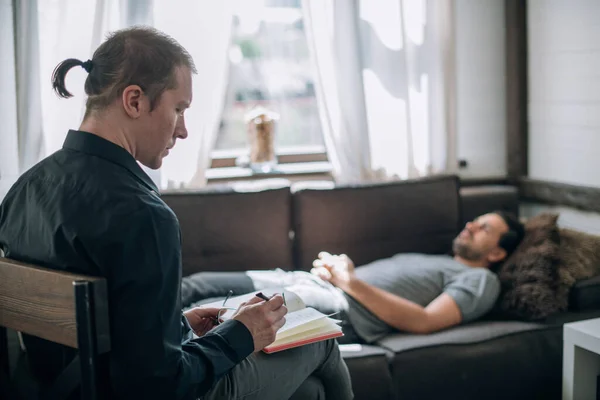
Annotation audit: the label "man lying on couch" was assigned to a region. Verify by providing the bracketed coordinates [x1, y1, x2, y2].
[182, 211, 525, 343]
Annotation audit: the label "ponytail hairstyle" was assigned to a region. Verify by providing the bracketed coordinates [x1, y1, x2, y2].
[51, 58, 93, 98]
[51, 26, 196, 119]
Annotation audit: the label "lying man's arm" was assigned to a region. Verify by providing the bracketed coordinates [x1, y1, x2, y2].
[312, 252, 500, 334]
[342, 279, 461, 334]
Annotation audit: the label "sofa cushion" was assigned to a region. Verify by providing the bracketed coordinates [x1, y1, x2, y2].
[494, 213, 563, 320]
[543, 309, 600, 325]
[339, 344, 394, 400]
[459, 185, 519, 227]
[494, 213, 600, 319]
[291, 175, 461, 271]
[559, 228, 600, 312]
[162, 185, 294, 276]
[378, 320, 547, 351]
[376, 320, 563, 400]
[559, 228, 600, 280]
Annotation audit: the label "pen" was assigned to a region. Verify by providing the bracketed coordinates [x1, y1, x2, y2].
[255, 292, 270, 301]
[255, 292, 287, 306]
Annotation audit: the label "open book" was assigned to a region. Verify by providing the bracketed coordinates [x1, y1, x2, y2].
[202, 288, 343, 354]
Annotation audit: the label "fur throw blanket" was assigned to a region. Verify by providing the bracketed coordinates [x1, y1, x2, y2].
[494, 213, 600, 321]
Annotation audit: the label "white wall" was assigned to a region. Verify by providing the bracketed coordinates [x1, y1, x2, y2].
[455, 0, 507, 178]
[528, 0, 600, 187]
[521, 203, 600, 236]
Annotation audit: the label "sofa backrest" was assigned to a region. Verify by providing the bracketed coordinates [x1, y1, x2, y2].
[162, 185, 294, 276]
[163, 177, 521, 276]
[291, 175, 462, 271]
[460, 185, 519, 227]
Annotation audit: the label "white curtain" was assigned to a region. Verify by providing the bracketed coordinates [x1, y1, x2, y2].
[0, 0, 20, 201]
[303, 0, 456, 182]
[2, 0, 234, 194]
[0, 0, 45, 201]
[426, 0, 457, 175]
[302, 0, 374, 184]
[154, 0, 234, 189]
[15, 0, 44, 173]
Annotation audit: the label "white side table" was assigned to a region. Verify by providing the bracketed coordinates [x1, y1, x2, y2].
[563, 318, 600, 400]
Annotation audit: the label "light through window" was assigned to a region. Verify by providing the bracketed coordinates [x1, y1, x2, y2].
[215, 0, 325, 152]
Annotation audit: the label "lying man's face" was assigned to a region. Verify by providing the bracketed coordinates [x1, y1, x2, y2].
[452, 213, 510, 267]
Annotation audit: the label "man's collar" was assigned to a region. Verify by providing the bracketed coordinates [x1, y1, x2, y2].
[62, 130, 160, 194]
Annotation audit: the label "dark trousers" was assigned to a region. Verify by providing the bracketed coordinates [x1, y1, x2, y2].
[199, 338, 353, 400]
[183, 269, 355, 400]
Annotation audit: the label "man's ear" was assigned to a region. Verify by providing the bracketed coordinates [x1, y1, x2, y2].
[122, 85, 146, 118]
[487, 247, 507, 263]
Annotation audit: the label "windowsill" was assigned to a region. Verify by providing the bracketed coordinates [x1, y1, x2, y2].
[206, 161, 333, 184]
[210, 146, 328, 168]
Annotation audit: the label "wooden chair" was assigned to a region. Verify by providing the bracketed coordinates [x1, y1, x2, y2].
[0, 257, 110, 400]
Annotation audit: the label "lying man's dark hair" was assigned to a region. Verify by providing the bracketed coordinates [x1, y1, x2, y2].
[494, 210, 525, 257]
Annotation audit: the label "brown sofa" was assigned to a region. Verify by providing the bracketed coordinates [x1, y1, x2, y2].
[161, 175, 600, 400]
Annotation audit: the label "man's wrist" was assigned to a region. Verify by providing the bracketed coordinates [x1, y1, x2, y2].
[340, 276, 359, 295]
[182, 309, 195, 326]
[211, 319, 255, 360]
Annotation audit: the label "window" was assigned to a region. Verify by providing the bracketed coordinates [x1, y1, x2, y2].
[34, 0, 331, 188]
[215, 0, 326, 161]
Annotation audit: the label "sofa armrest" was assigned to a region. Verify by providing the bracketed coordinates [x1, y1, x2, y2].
[569, 274, 600, 311]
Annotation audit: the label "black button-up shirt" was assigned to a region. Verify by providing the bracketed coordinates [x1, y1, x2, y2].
[0, 130, 253, 399]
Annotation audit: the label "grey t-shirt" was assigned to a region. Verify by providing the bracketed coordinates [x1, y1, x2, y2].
[345, 253, 500, 343]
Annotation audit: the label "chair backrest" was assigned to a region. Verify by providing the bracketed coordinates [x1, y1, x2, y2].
[0, 257, 111, 399]
[0, 257, 110, 353]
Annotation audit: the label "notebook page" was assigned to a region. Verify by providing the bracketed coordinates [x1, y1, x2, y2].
[271, 320, 342, 348]
[200, 288, 305, 321]
[276, 307, 340, 337]
[277, 312, 341, 340]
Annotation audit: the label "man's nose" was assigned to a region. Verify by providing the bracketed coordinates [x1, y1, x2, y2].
[465, 222, 478, 232]
[175, 116, 188, 139]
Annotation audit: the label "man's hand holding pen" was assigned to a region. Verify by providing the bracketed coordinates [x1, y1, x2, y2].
[232, 292, 288, 352]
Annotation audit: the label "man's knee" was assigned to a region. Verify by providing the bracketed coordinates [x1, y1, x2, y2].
[306, 338, 342, 365]
[289, 376, 325, 400]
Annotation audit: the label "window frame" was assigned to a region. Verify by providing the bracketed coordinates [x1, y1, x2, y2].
[206, 145, 332, 184]
[209, 145, 328, 169]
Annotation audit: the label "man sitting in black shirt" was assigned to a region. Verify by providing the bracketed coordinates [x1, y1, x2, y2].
[0, 27, 352, 400]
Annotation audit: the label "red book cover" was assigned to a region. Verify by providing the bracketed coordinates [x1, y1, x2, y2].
[263, 331, 344, 354]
